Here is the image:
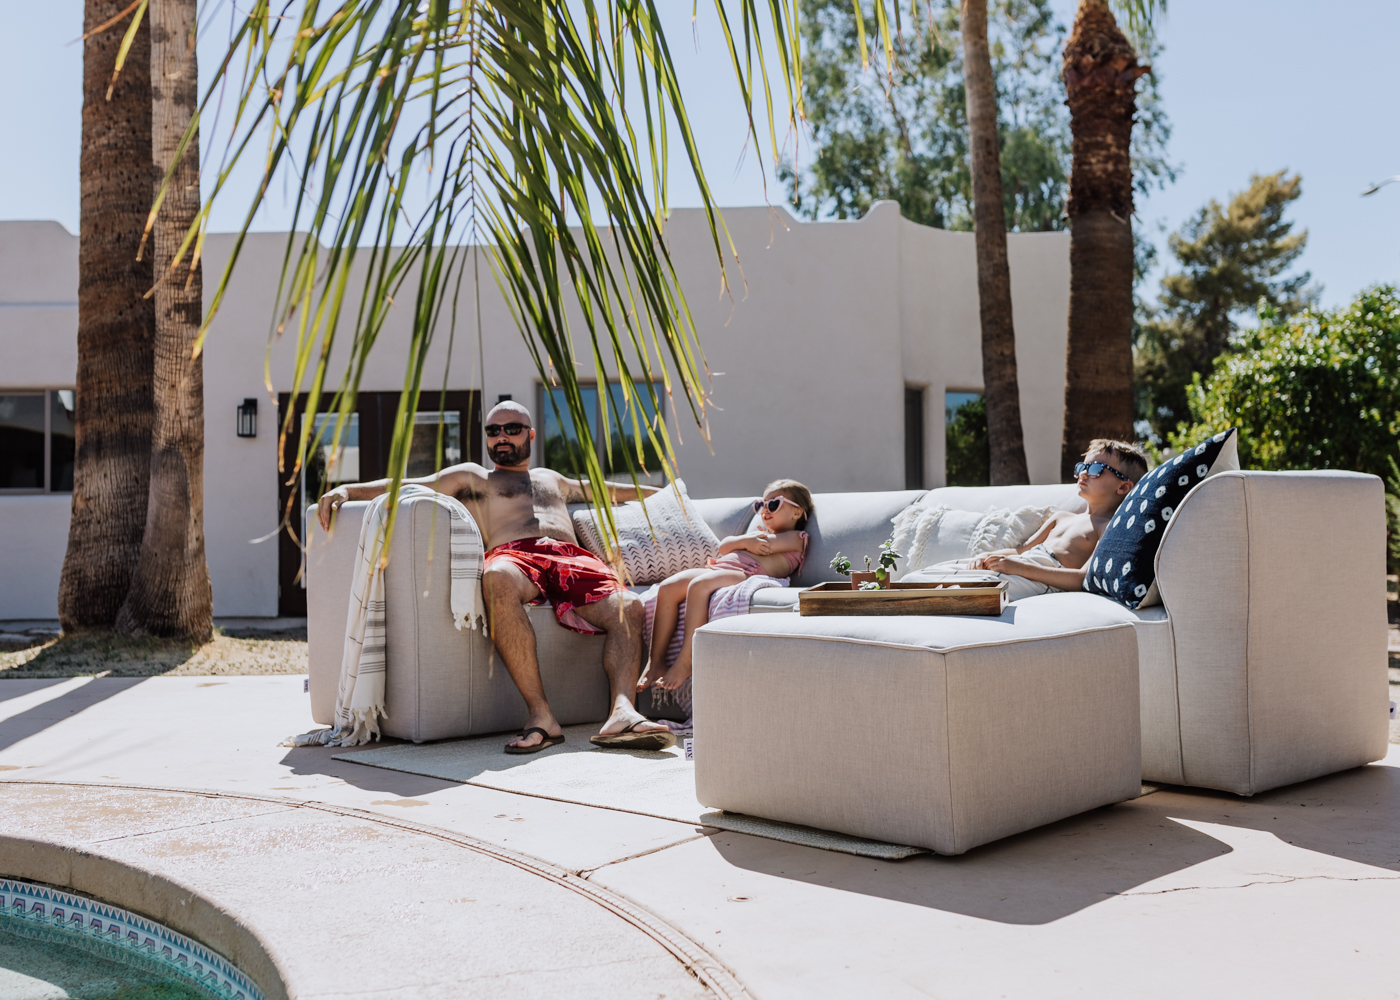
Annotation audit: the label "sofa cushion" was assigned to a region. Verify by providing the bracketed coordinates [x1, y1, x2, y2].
[572, 479, 720, 585]
[693, 602, 1141, 854]
[747, 586, 802, 612]
[1084, 429, 1239, 608]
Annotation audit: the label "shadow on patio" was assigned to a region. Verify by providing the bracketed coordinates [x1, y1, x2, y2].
[709, 760, 1400, 925]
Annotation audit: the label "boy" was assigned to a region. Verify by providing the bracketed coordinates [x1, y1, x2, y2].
[904, 439, 1148, 601]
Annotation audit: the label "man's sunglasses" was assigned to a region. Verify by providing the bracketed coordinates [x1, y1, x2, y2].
[753, 496, 805, 515]
[1074, 460, 1131, 482]
[485, 422, 529, 438]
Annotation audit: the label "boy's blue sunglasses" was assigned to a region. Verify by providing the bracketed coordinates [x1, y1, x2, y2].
[1075, 460, 1131, 482]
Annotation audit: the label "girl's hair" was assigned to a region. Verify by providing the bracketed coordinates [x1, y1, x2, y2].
[764, 479, 814, 530]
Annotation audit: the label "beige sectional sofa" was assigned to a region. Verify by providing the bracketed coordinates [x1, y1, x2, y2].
[305, 470, 1390, 809]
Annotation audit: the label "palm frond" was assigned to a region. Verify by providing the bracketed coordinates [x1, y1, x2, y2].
[172, 1, 901, 561]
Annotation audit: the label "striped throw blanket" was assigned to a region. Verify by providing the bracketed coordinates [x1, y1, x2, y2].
[641, 574, 789, 733]
[289, 485, 485, 748]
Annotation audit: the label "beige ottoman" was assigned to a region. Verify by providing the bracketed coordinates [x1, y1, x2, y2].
[692, 602, 1141, 855]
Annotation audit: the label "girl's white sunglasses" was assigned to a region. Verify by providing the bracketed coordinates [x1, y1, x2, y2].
[753, 496, 805, 516]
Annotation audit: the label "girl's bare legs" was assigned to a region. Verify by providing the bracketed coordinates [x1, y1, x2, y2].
[656, 569, 745, 691]
[638, 568, 707, 692]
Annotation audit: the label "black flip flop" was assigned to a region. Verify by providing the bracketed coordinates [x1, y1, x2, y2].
[589, 721, 677, 752]
[504, 727, 566, 755]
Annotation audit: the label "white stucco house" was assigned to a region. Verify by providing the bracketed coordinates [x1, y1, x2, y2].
[0, 202, 1071, 621]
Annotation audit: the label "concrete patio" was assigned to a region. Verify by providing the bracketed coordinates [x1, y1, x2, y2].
[0, 670, 1397, 1000]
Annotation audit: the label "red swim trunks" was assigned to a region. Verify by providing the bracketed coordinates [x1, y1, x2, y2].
[484, 536, 624, 635]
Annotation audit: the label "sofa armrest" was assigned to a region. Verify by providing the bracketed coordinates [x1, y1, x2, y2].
[1155, 469, 1389, 793]
[304, 500, 369, 725]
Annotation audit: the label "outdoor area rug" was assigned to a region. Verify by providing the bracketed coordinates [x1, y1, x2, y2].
[333, 724, 929, 859]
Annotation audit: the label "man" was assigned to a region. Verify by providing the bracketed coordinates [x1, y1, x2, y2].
[317, 400, 674, 753]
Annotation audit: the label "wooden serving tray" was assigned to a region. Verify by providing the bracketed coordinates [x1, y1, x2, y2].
[798, 580, 1008, 617]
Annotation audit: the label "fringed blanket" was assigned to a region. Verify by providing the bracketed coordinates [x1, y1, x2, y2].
[288, 486, 485, 748]
[640, 574, 789, 733]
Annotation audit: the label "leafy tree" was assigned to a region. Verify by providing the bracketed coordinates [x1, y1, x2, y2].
[946, 394, 991, 486]
[781, 0, 1173, 235]
[781, 0, 1069, 232]
[1136, 171, 1317, 443]
[1171, 287, 1400, 479]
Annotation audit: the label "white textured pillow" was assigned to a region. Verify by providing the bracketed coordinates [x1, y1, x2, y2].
[968, 505, 1058, 555]
[572, 479, 720, 585]
[890, 503, 985, 574]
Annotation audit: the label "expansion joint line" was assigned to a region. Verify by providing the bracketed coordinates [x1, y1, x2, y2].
[0, 780, 751, 1000]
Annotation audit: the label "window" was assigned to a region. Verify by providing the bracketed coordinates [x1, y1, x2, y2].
[277, 389, 481, 617]
[945, 391, 989, 487]
[406, 411, 462, 478]
[0, 390, 75, 493]
[904, 386, 925, 490]
[538, 381, 666, 485]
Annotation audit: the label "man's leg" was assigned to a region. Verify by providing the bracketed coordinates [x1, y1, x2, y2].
[573, 590, 670, 737]
[482, 560, 560, 750]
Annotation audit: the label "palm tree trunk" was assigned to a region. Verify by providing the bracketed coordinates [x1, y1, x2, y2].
[961, 0, 1030, 486]
[60, 0, 157, 631]
[116, 0, 212, 640]
[1060, 0, 1146, 479]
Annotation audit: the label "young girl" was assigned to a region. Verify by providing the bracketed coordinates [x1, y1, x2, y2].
[639, 479, 814, 693]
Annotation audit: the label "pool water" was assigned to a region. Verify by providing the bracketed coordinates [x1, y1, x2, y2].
[0, 880, 264, 1000]
[0, 925, 210, 999]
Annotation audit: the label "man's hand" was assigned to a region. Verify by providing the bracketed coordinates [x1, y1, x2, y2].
[317, 486, 350, 532]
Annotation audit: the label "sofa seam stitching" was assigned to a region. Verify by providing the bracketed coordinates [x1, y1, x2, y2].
[707, 622, 1136, 655]
[1242, 475, 1256, 793]
[410, 500, 424, 744]
[942, 649, 957, 855]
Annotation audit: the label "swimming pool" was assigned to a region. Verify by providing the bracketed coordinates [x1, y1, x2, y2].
[0, 879, 267, 1000]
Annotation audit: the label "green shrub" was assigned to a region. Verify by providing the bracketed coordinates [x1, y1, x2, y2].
[946, 394, 990, 487]
[1171, 285, 1400, 569]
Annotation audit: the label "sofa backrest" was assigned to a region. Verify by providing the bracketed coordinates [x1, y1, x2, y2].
[919, 483, 1085, 515]
[787, 490, 927, 587]
[1154, 469, 1388, 793]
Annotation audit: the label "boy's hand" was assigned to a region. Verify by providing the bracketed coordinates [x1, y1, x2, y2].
[982, 554, 1027, 575]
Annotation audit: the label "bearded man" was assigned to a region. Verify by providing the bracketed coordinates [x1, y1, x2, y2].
[317, 400, 674, 753]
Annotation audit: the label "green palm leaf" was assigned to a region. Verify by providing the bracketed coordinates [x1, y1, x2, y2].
[174, 0, 1155, 562]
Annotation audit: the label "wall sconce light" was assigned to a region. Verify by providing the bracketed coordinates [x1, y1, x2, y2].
[237, 398, 258, 438]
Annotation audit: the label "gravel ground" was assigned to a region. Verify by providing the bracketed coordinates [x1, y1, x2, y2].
[0, 629, 308, 679]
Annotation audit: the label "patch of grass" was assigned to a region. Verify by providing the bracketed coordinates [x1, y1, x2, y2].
[0, 629, 308, 679]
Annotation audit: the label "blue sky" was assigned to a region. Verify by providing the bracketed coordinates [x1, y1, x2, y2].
[3, 0, 1397, 309]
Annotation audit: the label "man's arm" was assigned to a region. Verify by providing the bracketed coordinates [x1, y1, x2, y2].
[980, 553, 1087, 591]
[316, 464, 483, 531]
[556, 475, 660, 504]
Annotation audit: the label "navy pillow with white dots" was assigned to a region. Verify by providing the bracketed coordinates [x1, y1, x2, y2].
[1083, 428, 1239, 609]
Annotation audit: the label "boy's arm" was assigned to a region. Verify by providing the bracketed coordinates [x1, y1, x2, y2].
[970, 515, 1060, 567]
[981, 553, 1087, 591]
[1012, 515, 1057, 553]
